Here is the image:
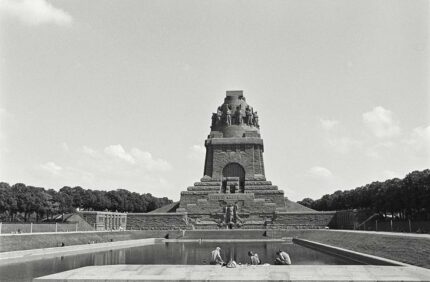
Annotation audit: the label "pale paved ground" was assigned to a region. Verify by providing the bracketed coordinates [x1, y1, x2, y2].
[328, 229, 430, 239]
[34, 264, 430, 281]
[0, 238, 158, 265]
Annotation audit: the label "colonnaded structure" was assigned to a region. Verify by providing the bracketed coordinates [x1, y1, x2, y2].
[125, 91, 335, 230]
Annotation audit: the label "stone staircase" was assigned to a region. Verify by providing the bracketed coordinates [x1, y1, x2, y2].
[180, 229, 269, 240]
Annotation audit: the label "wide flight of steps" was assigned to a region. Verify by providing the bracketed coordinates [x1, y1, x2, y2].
[180, 229, 269, 240]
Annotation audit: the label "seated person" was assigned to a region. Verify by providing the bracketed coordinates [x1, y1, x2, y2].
[274, 250, 291, 265]
[210, 247, 224, 265]
[254, 253, 262, 264]
[248, 251, 261, 265]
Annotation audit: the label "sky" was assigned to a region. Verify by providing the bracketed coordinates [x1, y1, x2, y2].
[0, 0, 429, 201]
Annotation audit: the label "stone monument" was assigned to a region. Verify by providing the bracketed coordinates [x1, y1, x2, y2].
[177, 90, 288, 229]
[125, 90, 335, 231]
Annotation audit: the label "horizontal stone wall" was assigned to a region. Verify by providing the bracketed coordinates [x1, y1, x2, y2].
[0, 230, 182, 252]
[179, 192, 210, 208]
[123, 211, 335, 230]
[0, 223, 90, 234]
[266, 229, 430, 269]
[127, 213, 190, 230]
[271, 212, 335, 229]
[251, 190, 285, 206]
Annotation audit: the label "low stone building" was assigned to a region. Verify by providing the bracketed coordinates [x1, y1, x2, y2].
[79, 211, 127, 231]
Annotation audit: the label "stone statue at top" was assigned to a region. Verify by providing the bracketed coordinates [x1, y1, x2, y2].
[208, 90, 261, 138]
[225, 105, 232, 126]
[253, 111, 259, 128]
[245, 106, 253, 126]
[235, 105, 243, 125]
[211, 113, 217, 127]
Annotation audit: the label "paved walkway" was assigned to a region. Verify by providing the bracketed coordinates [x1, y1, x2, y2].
[34, 264, 430, 281]
[327, 229, 430, 239]
[0, 238, 158, 265]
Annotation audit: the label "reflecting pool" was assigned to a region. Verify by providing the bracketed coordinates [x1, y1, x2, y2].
[0, 241, 363, 281]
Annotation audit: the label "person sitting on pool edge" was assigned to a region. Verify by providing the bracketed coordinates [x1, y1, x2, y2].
[248, 251, 260, 265]
[210, 247, 224, 265]
[274, 250, 291, 265]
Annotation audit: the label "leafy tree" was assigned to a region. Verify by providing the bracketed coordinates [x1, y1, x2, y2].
[297, 169, 430, 221]
[0, 182, 173, 222]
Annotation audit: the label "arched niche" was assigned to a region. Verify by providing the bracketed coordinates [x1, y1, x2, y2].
[222, 162, 245, 193]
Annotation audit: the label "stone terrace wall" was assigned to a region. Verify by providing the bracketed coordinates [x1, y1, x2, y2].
[266, 229, 430, 269]
[251, 190, 285, 206]
[0, 230, 182, 252]
[127, 213, 190, 230]
[0, 223, 91, 234]
[271, 212, 335, 229]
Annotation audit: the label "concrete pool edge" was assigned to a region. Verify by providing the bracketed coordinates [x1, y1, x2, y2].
[293, 238, 409, 266]
[164, 238, 289, 243]
[1, 236, 412, 268]
[0, 238, 162, 266]
[0, 238, 289, 265]
[33, 264, 430, 281]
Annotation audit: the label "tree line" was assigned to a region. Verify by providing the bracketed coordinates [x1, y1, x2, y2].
[0, 182, 172, 222]
[298, 169, 430, 220]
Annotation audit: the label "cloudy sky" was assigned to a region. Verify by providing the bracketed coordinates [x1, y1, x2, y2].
[0, 0, 428, 201]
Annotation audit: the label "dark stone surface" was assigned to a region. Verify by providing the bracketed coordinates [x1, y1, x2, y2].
[127, 213, 189, 230]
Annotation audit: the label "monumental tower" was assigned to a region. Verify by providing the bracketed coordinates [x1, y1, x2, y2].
[177, 90, 288, 229]
[126, 90, 333, 231]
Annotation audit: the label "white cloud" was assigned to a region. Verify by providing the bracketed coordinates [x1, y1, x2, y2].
[40, 161, 62, 175]
[362, 106, 401, 138]
[403, 125, 430, 155]
[327, 136, 361, 154]
[309, 166, 333, 178]
[104, 144, 136, 164]
[365, 141, 395, 159]
[0, 0, 72, 26]
[187, 144, 206, 161]
[82, 145, 97, 157]
[130, 148, 172, 171]
[35, 144, 174, 197]
[319, 118, 339, 130]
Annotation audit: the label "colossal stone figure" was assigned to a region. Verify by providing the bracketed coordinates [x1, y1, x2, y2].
[211, 113, 217, 127]
[225, 106, 232, 126]
[235, 105, 243, 125]
[216, 107, 222, 123]
[253, 111, 259, 128]
[245, 106, 253, 126]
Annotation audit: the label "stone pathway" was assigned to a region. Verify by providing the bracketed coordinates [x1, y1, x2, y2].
[34, 264, 430, 281]
[0, 238, 158, 265]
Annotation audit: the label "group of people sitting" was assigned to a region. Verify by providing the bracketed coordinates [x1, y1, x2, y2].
[210, 246, 291, 267]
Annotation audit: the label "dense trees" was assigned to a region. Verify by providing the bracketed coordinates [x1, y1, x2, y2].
[0, 183, 172, 222]
[298, 170, 430, 220]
